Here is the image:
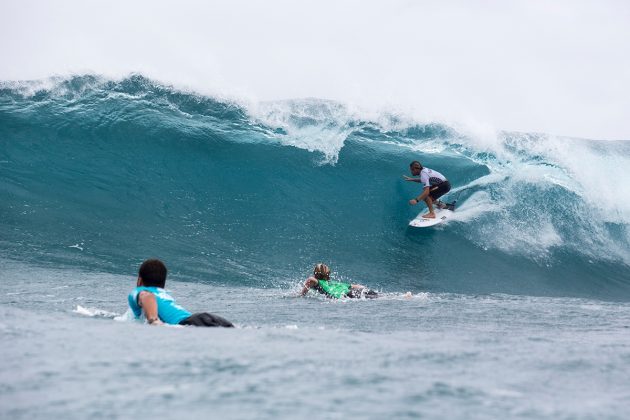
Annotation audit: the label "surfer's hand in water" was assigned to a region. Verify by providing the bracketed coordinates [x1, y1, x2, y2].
[403, 175, 415, 181]
[409, 199, 418, 205]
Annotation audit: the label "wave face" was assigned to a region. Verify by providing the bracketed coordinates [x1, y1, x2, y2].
[1, 75, 629, 299]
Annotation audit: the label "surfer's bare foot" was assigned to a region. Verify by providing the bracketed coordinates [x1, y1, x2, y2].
[436, 201, 446, 209]
[422, 212, 436, 219]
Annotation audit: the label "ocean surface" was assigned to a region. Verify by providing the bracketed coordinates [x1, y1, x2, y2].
[1, 75, 629, 419]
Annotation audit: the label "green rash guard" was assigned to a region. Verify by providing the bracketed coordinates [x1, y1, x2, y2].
[317, 280, 351, 299]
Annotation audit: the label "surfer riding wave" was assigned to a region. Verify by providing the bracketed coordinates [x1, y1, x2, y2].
[404, 161, 451, 219]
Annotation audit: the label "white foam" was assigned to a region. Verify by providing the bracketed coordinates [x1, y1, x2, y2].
[449, 191, 500, 223]
[499, 134, 630, 224]
[73, 305, 119, 318]
[250, 99, 359, 164]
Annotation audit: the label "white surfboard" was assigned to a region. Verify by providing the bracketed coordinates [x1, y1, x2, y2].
[409, 207, 453, 228]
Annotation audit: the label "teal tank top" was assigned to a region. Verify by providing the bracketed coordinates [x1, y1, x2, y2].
[128, 286, 191, 324]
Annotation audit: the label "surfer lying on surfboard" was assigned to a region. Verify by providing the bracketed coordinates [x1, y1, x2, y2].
[300, 263, 378, 299]
[128, 259, 234, 327]
[404, 161, 451, 219]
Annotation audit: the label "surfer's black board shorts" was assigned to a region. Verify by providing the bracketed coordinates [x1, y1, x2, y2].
[179, 312, 234, 328]
[429, 180, 451, 201]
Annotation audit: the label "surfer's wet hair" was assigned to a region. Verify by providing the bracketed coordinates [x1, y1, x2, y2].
[313, 263, 331, 280]
[139, 259, 167, 288]
[410, 161, 423, 169]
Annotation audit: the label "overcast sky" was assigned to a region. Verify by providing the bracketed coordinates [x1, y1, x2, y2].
[1, 0, 629, 140]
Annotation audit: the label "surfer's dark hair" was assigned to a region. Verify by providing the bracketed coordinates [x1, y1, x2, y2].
[313, 263, 331, 280]
[139, 259, 167, 288]
[410, 161, 423, 169]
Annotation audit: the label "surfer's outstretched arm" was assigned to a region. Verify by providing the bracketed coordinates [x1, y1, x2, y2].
[137, 291, 163, 325]
[300, 277, 318, 296]
[403, 175, 422, 182]
[409, 186, 430, 205]
[409, 186, 436, 218]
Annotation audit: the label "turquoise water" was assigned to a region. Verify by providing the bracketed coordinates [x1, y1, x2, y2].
[1, 75, 630, 418]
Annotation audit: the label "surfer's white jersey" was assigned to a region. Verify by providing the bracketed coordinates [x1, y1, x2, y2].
[420, 168, 447, 188]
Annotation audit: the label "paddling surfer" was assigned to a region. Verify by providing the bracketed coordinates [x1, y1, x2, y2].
[300, 263, 378, 299]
